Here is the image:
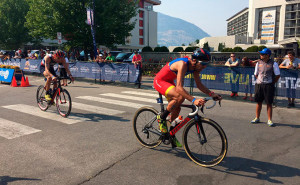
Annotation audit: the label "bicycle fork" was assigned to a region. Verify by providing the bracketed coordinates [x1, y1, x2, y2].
[195, 116, 207, 145]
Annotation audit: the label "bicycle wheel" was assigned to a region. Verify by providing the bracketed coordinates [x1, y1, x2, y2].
[56, 89, 72, 117]
[36, 85, 49, 111]
[183, 118, 228, 167]
[133, 107, 162, 148]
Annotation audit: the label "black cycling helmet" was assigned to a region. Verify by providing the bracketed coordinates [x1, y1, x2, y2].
[192, 48, 211, 61]
[53, 49, 65, 58]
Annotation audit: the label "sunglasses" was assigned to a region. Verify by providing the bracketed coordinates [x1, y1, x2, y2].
[231, 56, 235, 57]
[199, 61, 209, 66]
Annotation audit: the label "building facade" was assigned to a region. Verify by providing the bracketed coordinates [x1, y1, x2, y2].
[200, 0, 300, 56]
[120, 0, 161, 50]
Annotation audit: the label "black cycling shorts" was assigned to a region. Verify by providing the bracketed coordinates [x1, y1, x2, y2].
[254, 83, 275, 104]
[40, 65, 57, 77]
[60, 68, 68, 78]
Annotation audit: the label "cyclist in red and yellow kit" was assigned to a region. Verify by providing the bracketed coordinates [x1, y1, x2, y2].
[153, 48, 222, 147]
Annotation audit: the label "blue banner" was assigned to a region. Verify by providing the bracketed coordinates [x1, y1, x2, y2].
[0, 68, 15, 82]
[1, 58, 299, 98]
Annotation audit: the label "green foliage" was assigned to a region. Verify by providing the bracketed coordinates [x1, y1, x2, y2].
[0, 0, 31, 49]
[25, 0, 137, 50]
[233, 46, 244, 52]
[258, 45, 267, 51]
[195, 39, 199, 44]
[218, 43, 225, 52]
[203, 42, 210, 51]
[142, 46, 153, 52]
[154, 46, 169, 52]
[173, 47, 184, 52]
[245, 45, 259, 52]
[185, 46, 198, 52]
[222, 48, 233, 52]
[182, 43, 185, 46]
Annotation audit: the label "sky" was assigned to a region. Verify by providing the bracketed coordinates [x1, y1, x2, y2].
[153, 0, 249, 37]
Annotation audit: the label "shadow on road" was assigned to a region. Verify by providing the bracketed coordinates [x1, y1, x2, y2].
[153, 146, 300, 184]
[70, 112, 130, 122]
[0, 176, 41, 185]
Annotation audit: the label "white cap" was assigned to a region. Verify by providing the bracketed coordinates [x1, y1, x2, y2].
[99, 54, 103, 56]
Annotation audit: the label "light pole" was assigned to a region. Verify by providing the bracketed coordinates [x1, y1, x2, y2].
[145, 6, 152, 47]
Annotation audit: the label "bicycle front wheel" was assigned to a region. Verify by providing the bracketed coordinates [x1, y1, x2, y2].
[133, 107, 162, 148]
[56, 89, 72, 117]
[36, 85, 49, 111]
[183, 118, 228, 167]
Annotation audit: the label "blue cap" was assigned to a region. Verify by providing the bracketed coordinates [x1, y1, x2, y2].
[258, 48, 271, 56]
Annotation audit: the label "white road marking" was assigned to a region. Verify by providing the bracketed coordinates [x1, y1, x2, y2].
[99, 93, 157, 104]
[72, 102, 125, 115]
[2, 104, 89, 124]
[76, 96, 148, 109]
[121, 91, 165, 99]
[0, 118, 41, 139]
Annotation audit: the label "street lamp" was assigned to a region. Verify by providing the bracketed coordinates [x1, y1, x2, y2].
[145, 6, 152, 47]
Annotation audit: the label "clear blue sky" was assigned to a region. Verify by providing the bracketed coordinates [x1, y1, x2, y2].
[153, 0, 249, 36]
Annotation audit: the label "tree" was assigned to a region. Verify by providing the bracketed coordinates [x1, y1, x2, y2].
[142, 46, 153, 52]
[203, 42, 210, 51]
[245, 45, 259, 52]
[222, 48, 233, 52]
[173, 47, 184, 52]
[0, 0, 31, 49]
[258, 45, 266, 51]
[218, 43, 225, 52]
[233, 46, 244, 52]
[195, 39, 199, 44]
[25, 0, 137, 58]
[154, 46, 169, 52]
[184, 47, 195, 52]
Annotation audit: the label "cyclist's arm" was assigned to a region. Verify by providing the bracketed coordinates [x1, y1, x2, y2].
[194, 72, 211, 95]
[62, 59, 74, 81]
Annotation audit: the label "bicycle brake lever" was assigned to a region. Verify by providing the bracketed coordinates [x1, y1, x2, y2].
[200, 106, 204, 114]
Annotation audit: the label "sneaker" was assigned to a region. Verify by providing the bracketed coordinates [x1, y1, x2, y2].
[267, 120, 274, 127]
[249, 97, 254, 101]
[172, 136, 182, 147]
[45, 94, 52, 101]
[235, 93, 239, 97]
[242, 96, 247, 100]
[251, 118, 260, 124]
[291, 103, 295, 107]
[230, 93, 235, 97]
[157, 115, 167, 133]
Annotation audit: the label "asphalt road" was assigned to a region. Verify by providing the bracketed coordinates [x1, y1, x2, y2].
[0, 75, 299, 185]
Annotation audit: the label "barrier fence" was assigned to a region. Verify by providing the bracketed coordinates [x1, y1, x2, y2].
[1, 58, 299, 98]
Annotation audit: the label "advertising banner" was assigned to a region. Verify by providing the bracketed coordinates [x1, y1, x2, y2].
[0, 68, 15, 82]
[261, 7, 276, 44]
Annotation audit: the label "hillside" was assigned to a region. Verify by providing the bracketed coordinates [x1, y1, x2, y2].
[157, 12, 210, 46]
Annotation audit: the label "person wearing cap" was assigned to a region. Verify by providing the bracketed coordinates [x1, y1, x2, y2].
[132, 50, 143, 88]
[251, 48, 280, 127]
[104, 52, 115, 62]
[279, 50, 300, 108]
[154, 48, 222, 148]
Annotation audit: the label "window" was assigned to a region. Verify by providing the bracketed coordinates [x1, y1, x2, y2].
[139, 10, 144, 18]
[139, 29, 143, 36]
[139, 20, 143, 27]
[139, 38, 144, 45]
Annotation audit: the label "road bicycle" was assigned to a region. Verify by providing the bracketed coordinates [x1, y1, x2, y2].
[36, 77, 72, 117]
[133, 93, 228, 167]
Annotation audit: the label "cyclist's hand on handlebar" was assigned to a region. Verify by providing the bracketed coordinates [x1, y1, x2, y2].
[211, 93, 222, 101]
[69, 75, 75, 82]
[193, 99, 206, 106]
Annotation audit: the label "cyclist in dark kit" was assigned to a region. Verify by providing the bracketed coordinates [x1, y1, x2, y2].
[40, 49, 74, 101]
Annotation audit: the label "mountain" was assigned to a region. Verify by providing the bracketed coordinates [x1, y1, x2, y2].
[157, 13, 210, 47]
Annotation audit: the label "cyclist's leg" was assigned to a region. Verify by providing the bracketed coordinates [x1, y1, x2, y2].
[165, 87, 185, 122]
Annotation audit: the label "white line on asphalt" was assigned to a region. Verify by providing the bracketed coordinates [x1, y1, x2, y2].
[72, 102, 125, 115]
[2, 104, 89, 124]
[0, 118, 41, 139]
[121, 91, 166, 99]
[76, 96, 148, 109]
[99, 93, 157, 104]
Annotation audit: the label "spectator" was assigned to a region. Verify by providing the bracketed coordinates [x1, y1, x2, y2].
[225, 53, 240, 97]
[13, 51, 21, 59]
[104, 52, 115, 62]
[0, 51, 4, 60]
[251, 48, 280, 127]
[46, 48, 51, 55]
[241, 57, 255, 101]
[279, 50, 300, 107]
[96, 54, 104, 63]
[132, 50, 143, 88]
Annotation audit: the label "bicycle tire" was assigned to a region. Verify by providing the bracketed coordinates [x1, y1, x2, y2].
[36, 85, 49, 111]
[56, 89, 72, 117]
[183, 118, 228, 167]
[133, 107, 162, 148]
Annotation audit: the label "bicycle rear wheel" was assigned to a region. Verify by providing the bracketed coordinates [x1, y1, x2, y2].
[36, 85, 49, 111]
[183, 118, 228, 167]
[133, 107, 162, 148]
[56, 89, 72, 117]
